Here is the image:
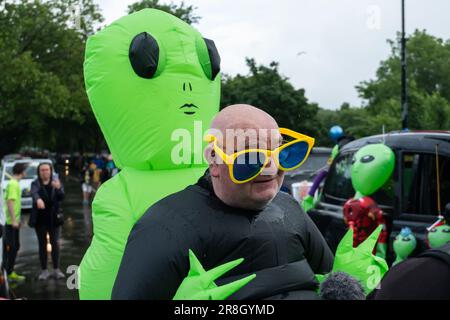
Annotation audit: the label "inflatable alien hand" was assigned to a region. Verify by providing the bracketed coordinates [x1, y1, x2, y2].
[173, 250, 256, 300]
[331, 225, 388, 295]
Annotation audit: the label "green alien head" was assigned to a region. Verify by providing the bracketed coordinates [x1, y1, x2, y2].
[351, 144, 395, 198]
[428, 224, 450, 249]
[393, 227, 417, 265]
[84, 9, 221, 170]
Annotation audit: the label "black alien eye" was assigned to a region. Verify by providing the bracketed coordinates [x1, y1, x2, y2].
[443, 228, 450, 233]
[197, 37, 221, 80]
[129, 32, 160, 79]
[204, 38, 221, 80]
[361, 155, 375, 163]
[402, 237, 411, 241]
[351, 157, 356, 165]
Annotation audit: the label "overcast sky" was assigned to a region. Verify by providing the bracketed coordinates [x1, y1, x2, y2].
[94, 0, 450, 109]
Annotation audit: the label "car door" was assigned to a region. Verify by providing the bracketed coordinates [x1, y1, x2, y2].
[390, 151, 450, 257]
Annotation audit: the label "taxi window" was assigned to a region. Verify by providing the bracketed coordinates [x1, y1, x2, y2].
[323, 152, 395, 210]
[402, 153, 450, 215]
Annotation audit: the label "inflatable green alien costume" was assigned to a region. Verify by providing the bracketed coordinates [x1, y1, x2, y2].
[78, 9, 221, 299]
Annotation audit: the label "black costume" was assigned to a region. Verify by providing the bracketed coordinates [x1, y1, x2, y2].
[371, 241, 450, 300]
[113, 171, 333, 300]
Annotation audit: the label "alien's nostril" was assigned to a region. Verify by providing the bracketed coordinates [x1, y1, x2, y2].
[183, 83, 186, 92]
[189, 83, 193, 92]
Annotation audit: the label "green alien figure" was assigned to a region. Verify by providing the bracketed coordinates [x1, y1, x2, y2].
[343, 144, 396, 260]
[428, 224, 450, 249]
[393, 227, 417, 266]
[78, 9, 221, 299]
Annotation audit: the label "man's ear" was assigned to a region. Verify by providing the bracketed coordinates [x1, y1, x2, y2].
[204, 144, 219, 178]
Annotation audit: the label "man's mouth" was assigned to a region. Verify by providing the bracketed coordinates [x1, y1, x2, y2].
[253, 177, 276, 184]
[180, 103, 199, 116]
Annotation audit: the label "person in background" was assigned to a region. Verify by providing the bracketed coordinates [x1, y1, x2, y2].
[81, 161, 95, 205]
[1, 163, 27, 282]
[29, 163, 65, 280]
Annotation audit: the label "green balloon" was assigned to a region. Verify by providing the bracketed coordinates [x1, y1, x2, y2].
[78, 9, 220, 299]
[351, 144, 395, 197]
[428, 225, 450, 249]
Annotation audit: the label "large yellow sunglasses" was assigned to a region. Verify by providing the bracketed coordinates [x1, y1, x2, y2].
[205, 128, 315, 184]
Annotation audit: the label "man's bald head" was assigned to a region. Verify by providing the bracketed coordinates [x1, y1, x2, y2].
[205, 104, 285, 211]
[211, 104, 278, 133]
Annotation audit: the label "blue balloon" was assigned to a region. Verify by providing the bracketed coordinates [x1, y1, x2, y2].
[329, 126, 344, 142]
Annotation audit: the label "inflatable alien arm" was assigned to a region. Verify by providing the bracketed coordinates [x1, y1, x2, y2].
[79, 176, 133, 299]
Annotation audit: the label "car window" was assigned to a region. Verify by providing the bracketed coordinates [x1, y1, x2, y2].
[287, 154, 330, 176]
[323, 152, 395, 209]
[402, 153, 450, 216]
[323, 153, 354, 201]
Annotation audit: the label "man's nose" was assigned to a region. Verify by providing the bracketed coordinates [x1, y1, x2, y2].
[261, 154, 278, 176]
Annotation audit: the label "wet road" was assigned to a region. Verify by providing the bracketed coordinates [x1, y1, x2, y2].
[8, 175, 93, 300]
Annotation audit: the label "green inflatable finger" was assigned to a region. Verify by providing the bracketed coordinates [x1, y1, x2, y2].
[173, 250, 256, 300]
[78, 8, 221, 299]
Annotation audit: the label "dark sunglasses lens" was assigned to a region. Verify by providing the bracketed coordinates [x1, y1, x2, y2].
[233, 152, 266, 181]
[279, 141, 309, 169]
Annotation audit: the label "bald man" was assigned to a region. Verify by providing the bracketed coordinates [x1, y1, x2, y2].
[112, 105, 333, 300]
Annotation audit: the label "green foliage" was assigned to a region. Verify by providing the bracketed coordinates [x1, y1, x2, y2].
[221, 58, 320, 139]
[1, 0, 449, 156]
[0, 0, 105, 155]
[356, 30, 450, 132]
[127, 0, 200, 25]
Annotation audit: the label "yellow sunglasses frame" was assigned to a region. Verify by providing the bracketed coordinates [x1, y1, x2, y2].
[205, 128, 315, 184]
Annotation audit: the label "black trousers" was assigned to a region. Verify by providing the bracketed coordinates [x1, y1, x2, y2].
[1, 225, 20, 275]
[35, 224, 60, 270]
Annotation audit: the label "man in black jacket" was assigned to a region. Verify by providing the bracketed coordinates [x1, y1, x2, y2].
[112, 105, 333, 300]
[371, 241, 450, 300]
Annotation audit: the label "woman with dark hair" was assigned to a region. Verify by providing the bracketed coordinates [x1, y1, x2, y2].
[29, 163, 65, 280]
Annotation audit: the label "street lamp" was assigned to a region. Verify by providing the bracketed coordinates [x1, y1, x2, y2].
[401, 0, 408, 130]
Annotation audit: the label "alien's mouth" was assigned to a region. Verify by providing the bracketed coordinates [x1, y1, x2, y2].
[180, 103, 199, 116]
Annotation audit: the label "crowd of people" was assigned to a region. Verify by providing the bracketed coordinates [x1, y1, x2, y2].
[1, 162, 65, 282]
[1, 152, 118, 287]
[79, 154, 118, 205]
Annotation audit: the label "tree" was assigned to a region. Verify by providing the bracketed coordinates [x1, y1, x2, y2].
[0, 0, 105, 155]
[221, 58, 320, 138]
[127, 0, 200, 25]
[357, 30, 450, 131]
